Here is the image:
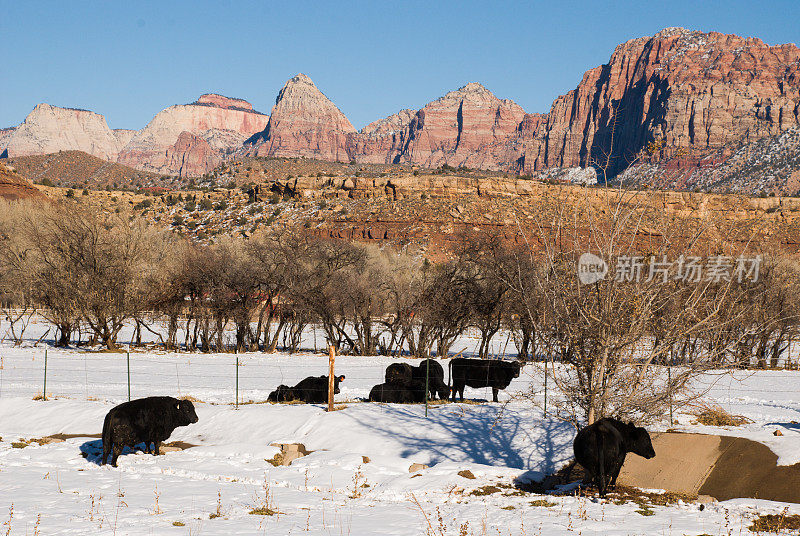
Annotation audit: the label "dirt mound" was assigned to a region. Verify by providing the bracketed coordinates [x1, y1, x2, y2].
[619, 432, 800, 503]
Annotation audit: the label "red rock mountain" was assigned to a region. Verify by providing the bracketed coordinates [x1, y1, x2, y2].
[254, 29, 799, 180]
[512, 28, 800, 176]
[247, 74, 356, 161]
[117, 94, 268, 176]
[3, 28, 799, 182]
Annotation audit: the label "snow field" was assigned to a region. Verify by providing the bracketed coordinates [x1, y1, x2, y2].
[1, 322, 800, 534]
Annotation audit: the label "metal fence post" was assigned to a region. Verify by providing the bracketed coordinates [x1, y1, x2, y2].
[235, 353, 239, 409]
[126, 352, 131, 402]
[43, 348, 48, 400]
[543, 358, 548, 417]
[668, 364, 673, 426]
[425, 358, 430, 418]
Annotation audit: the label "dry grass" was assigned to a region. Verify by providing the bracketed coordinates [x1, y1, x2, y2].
[749, 509, 800, 533]
[689, 401, 753, 427]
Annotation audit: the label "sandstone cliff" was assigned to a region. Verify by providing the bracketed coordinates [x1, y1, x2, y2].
[117, 94, 268, 176]
[1, 104, 124, 160]
[364, 83, 527, 170]
[514, 28, 800, 175]
[247, 74, 356, 161]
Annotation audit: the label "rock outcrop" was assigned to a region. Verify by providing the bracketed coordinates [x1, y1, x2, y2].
[369, 83, 527, 170]
[1, 104, 124, 160]
[247, 73, 356, 161]
[117, 94, 268, 176]
[163, 132, 222, 178]
[0, 162, 46, 201]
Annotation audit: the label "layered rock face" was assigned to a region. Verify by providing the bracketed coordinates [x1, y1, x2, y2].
[247, 74, 356, 161]
[0, 104, 124, 160]
[0, 162, 46, 201]
[514, 28, 800, 175]
[379, 83, 527, 169]
[117, 95, 268, 176]
[162, 132, 221, 178]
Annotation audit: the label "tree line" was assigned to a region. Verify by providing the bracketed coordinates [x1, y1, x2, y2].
[1, 198, 798, 423]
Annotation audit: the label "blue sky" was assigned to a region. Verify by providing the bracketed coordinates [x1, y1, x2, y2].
[2, 0, 798, 130]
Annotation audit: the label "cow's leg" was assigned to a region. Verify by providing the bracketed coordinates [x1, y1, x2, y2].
[609, 460, 624, 489]
[153, 441, 161, 456]
[101, 441, 111, 465]
[111, 445, 123, 467]
[492, 387, 499, 402]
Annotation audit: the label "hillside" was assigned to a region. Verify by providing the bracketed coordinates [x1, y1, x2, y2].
[4, 150, 170, 189]
[0, 162, 46, 201]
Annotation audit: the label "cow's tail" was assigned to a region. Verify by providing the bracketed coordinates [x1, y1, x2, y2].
[101, 412, 112, 465]
[447, 359, 452, 388]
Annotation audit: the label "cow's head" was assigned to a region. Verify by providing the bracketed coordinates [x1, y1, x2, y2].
[177, 399, 199, 425]
[510, 361, 521, 378]
[626, 422, 655, 459]
[333, 375, 345, 394]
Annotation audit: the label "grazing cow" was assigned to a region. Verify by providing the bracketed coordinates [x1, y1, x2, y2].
[101, 396, 198, 467]
[573, 417, 656, 497]
[448, 358, 521, 402]
[368, 379, 427, 403]
[268, 375, 345, 404]
[412, 359, 450, 400]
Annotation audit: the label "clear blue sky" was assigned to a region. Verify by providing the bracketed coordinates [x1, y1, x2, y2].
[2, 0, 798, 131]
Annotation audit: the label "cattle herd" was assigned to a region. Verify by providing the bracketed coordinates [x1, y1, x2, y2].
[98, 357, 656, 496]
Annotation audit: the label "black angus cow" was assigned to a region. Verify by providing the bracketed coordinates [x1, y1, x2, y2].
[384, 360, 449, 400]
[385, 363, 414, 384]
[267, 384, 296, 403]
[267, 375, 345, 404]
[101, 396, 199, 467]
[368, 378, 427, 403]
[413, 359, 449, 400]
[573, 417, 656, 497]
[448, 358, 521, 402]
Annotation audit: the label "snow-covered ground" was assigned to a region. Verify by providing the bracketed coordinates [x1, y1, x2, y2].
[1, 320, 799, 535]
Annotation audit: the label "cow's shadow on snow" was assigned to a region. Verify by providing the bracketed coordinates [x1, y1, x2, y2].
[346, 402, 575, 476]
[80, 439, 153, 465]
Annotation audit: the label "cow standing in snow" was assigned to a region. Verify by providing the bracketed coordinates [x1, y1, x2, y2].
[572, 417, 656, 497]
[101, 396, 199, 467]
[448, 358, 521, 402]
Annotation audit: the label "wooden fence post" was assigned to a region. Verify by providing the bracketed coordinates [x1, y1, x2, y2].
[327, 346, 335, 412]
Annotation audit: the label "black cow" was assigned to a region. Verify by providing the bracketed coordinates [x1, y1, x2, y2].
[412, 359, 449, 400]
[448, 358, 521, 402]
[384, 360, 449, 400]
[385, 363, 414, 384]
[101, 396, 198, 467]
[368, 379, 427, 403]
[267, 384, 296, 403]
[268, 375, 345, 404]
[573, 417, 656, 497]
